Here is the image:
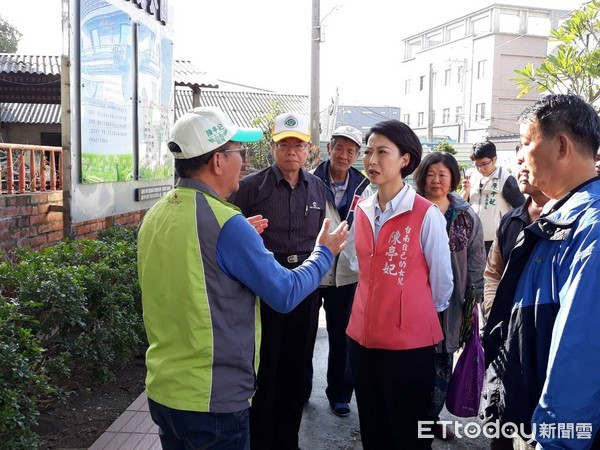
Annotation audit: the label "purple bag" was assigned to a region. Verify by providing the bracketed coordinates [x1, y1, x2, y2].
[445, 308, 484, 418]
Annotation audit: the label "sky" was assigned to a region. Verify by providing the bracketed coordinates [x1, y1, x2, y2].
[2, 0, 586, 110]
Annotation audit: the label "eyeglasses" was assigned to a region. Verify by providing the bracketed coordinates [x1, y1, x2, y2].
[275, 142, 308, 151]
[221, 146, 247, 159]
[473, 159, 493, 169]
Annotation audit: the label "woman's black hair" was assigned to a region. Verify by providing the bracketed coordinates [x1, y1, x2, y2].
[413, 151, 461, 196]
[365, 120, 422, 178]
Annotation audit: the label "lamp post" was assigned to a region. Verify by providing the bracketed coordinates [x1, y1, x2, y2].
[309, 2, 342, 148]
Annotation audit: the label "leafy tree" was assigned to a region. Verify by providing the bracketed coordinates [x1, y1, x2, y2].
[0, 15, 22, 53]
[512, 0, 600, 109]
[433, 140, 456, 155]
[245, 100, 285, 173]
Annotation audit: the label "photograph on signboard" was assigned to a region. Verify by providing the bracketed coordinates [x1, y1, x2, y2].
[80, 0, 134, 183]
[137, 23, 174, 180]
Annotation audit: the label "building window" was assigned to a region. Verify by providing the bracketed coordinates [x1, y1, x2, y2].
[475, 103, 486, 120]
[455, 106, 463, 123]
[471, 14, 491, 35]
[419, 75, 425, 91]
[442, 108, 450, 124]
[425, 31, 442, 49]
[527, 13, 551, 35]
[499, 12, 520, 34]
[444, 69, 451, 86]
[404, 79, 411, 94]
[457, 67, 463, 84]
[447, 24, 465, 41]
[418, 112, 424, 126]
[477, 60, 486, 79]
[404, 114, 410, 125]
[405, 38, 422, 60]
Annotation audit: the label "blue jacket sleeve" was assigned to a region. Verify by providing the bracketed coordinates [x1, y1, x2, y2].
[215, 214, 333, 313]
[532, 249, 600, 449]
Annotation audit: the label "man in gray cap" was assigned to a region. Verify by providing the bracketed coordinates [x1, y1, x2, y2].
[309, 125, 372, 417]
[138, 107, 349, 449]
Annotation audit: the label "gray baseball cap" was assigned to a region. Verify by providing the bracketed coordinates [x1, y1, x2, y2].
[331, 125, 363, 147]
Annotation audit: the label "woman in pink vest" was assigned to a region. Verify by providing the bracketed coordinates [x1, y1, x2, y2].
[346, 120, 453, 449]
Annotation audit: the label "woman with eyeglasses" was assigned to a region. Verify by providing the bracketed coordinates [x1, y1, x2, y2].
[346, 119, 453, 449]
[459, 141, 525, 253]
[413, 151, 486, 441]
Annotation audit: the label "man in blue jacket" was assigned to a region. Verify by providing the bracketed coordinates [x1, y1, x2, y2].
[307, 125, 372, 417]
[483, 94, 600, 449]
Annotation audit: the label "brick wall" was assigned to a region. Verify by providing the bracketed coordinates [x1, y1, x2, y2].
[0, 192, 147, 253]
[73, 210, 146, 241]
[0, 192, 64, 253]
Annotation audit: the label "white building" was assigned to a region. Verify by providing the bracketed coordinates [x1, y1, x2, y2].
[399, 4, 569, 149]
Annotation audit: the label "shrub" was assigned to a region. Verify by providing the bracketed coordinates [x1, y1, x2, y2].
[0, 226, 145, 448]
[0, 298, 54, 448]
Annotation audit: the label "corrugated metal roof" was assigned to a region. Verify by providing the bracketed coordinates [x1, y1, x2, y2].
[1, 55, 307, 126]
[175, 88, 309, 128]
[0, 102, 61, 124]
[173, 60, 218, 89]
[2, 89, 309, 126]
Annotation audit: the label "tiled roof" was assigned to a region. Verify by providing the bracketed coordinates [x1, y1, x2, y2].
[175, 88, 309, 128]
[0, 54, 62, 104]
[0, 54, 61, 75]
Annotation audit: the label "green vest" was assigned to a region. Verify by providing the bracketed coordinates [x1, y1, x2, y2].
[138, 183, 260, 413]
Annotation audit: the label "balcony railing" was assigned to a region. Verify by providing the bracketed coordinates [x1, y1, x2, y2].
[1, 143, 63, 194]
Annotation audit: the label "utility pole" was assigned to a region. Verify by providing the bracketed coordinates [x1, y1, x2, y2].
[310, 0, 320, 149]
[310, 2, 341, 149]
[427, 63, 434, 144]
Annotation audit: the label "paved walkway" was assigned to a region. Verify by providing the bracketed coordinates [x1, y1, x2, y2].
[88, 393, 159, 449]
[90, 311, 488, 449]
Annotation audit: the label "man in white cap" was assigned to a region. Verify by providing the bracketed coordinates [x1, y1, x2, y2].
[307, 125, 372, 417]
[138, 107, 349, 449]
[230, 112, 327, 450]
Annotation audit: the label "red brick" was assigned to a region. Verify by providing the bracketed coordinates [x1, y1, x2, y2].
[1, 206, 19, 217]
[47, 192, 63, 202]
[30, 214, 48, 225]
[24, 234, 47, 248]
[76, 224, 92, 235]
[15, 195, 33, 206]
[46, 231, 64, 243]
[16, 217, 30, 227]
[29, 193, 48, 205]
[2, 196, 17, 206]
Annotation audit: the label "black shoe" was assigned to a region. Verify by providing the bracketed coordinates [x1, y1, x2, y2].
[330, 401, 350, 417]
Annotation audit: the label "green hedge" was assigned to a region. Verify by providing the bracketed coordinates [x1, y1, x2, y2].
[0, 226, 145, 448]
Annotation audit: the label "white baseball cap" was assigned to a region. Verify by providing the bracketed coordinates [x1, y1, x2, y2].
[272, 113, 311, 142]
[331, 125, 363, 147]
[168, 107, 263, 159]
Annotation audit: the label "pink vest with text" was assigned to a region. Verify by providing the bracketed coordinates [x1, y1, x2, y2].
[346, 194, 443, 350]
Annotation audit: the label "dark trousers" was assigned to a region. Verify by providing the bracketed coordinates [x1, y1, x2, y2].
[349, 339, 435, 450]
[250, 290, 320, 450]
[148, 398, 250, 450]
[485, 240, 493, 255]
[322, 283, 356, 404]
[430, 352, 453, 420]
